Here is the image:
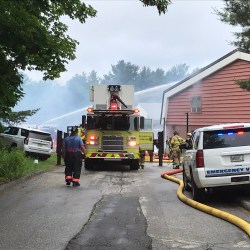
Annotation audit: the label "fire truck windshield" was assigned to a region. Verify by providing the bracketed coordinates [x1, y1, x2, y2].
[87, 115, 135, 131]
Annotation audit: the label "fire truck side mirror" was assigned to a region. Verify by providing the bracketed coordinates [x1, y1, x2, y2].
[82, 115, 86, 128]
[134, 117, 139, 131]
[140, 117, 144, 129]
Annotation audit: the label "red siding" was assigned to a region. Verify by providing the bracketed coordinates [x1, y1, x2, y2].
[165, 60, 250, 138]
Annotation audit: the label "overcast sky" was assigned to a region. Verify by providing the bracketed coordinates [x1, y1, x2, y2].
[26, 0, 238, 84]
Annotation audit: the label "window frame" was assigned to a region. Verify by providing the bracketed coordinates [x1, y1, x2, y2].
[191, 96, 202, 113]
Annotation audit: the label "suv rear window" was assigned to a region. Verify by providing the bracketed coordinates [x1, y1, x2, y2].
[28, 131, 52, 141]
[203, 128, 250, 149]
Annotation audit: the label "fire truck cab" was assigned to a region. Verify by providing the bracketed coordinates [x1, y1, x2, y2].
[82, 84, 153, 170]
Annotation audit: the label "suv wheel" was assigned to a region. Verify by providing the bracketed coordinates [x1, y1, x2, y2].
[182, 168, 192, 192]
[191, 174, 205, 201]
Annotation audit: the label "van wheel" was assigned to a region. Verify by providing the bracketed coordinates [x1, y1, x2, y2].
[10, 144, 17, 150]
[183, 168, 192, 192]
[191, 174, 205, 201]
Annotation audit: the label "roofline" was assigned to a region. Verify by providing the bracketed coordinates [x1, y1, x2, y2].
[160, 49, 250, 122]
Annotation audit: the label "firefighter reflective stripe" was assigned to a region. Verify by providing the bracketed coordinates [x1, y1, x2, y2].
[65, 175, 72, 180]
[73, 178, 80, 182]
[86, 153, 140, 159]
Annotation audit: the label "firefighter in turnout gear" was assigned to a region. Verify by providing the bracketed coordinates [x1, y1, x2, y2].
[170, 131, 185, 169]
[63, 126, 86, 187]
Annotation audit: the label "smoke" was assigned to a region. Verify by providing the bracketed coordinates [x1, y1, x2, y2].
[15, 79, 176, 132]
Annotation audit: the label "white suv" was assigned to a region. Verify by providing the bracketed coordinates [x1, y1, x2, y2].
[0, 126, 53, 160]
[182, 123, 250, 201]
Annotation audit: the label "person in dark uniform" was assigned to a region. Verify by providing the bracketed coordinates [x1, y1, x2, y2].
[63, 126, 86, 187]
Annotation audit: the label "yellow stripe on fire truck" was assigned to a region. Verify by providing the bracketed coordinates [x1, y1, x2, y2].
[86, 153, 140, 159]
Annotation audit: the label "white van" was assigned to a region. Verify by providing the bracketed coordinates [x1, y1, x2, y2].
[182, 123, 250, 201]
[0, 126, 53, 160]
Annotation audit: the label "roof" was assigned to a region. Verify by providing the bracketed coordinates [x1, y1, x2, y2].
[10, 125, 51, 134]
[160, 49, 250, 122]
[196, 122, 250, 131]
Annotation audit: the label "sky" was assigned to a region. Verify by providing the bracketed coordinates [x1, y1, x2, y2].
[26, 0, 238, 85]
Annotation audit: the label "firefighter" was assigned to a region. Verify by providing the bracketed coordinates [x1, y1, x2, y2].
[186, 132, 192, 149]
[166, 137, 173, 162]
[63, 126, 86, 187]
[170, 131, 185, 169]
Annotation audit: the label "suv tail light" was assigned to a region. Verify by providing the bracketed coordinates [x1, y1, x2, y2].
[24, 137, 29, 145]
[196, 150, 204, 168]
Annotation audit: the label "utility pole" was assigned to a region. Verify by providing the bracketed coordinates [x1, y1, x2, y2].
[185, 112, 189, 134]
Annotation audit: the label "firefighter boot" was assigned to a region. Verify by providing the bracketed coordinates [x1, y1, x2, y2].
[65, 176, 72, 186]
[73, 182, 80, 187]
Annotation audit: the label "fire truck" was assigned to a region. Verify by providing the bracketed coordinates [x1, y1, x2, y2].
[81, 84, 154, 170]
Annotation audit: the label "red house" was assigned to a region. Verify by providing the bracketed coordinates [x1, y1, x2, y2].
[160, 49, 250, 140]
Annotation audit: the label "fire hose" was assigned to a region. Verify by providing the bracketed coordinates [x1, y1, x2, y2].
[161, 169, 250, 237]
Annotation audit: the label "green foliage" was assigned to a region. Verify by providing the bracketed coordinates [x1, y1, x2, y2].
[0, 123, 5, 133]
[0, 149, 57, 184]
[236, 78, 250, 91]
[215, 0, 250, 91]
[0, 0, 96, 118]
[3, 109, 40, 125]
[0, 0, 171, 120]
[101, 60, 189, 91]
[102, 60, 140, 85]
[0, 148, 27, 182]
[88, 70, 101, 85]
[215, 0, 250, 51]
[66, 73, 89, 107]
[140, 0, 171, 15]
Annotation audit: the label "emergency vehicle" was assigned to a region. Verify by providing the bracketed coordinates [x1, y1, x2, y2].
[183, 123, 250, 201]
[82, 84, 154, 170]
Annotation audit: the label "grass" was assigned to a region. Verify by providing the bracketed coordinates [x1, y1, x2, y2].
[0, 151, 58, 185]
[22, 153, 58, 175]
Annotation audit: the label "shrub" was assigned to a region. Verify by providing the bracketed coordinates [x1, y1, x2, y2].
[0, 148, 27, 182]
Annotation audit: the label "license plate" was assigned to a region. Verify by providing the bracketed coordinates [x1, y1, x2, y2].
[230, 155, 244, 162]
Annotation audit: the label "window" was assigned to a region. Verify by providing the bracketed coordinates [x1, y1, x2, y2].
[203, 128, 250, 149]
[4, 127, 19, 135]
[193, 131, 200, 149]
[29, 131, 52, 141]
[142, 119, 153, 131]
[191, 96, 201, 113]
[21, 129, 29, 137]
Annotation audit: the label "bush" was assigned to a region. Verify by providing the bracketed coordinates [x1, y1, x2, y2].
[0, 123, 5, 133]
[0, 148, 27, 182]
[0, 137, 8, 150]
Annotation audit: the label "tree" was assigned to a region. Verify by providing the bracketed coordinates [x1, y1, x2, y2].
[66, 73, 89, 107]
[216, 1, 250, 51]
[216, 1, 250, 90]
[2, 109, 40, 126]
[102, 60, 140, 85]
[0, 0, 171, 117]
[140, 0, 171, 15]
[165, 64, 189, 82]
[0, 0, 96, 117]
[88, 70, 101, 85]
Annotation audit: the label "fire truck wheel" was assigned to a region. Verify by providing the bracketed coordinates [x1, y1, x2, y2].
[130, 159, 139, 170]
[84, 158, 92, 170]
